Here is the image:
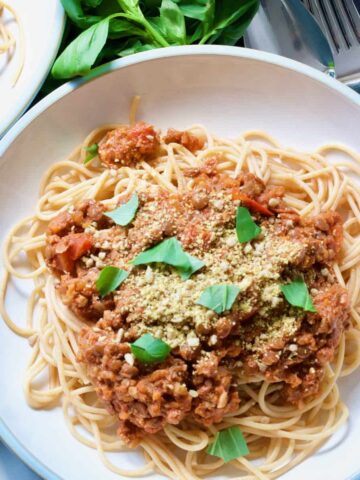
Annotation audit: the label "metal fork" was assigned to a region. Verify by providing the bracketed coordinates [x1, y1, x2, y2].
[301, 0, 360, 86]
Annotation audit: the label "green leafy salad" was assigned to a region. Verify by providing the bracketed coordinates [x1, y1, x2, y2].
[52, 0, 259, 79]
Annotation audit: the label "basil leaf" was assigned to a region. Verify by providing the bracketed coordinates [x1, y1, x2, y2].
[52, 17, 110, 79]
[189, 22, 204, 43]
[60, 0, 101, 29]
[84, 0, 104, 7]
[214, 1, 259, 45]
[197, 284, 241, 314]
[130, 237, 204, 279]
[131, 333, 171, 363]
[207, 426, 249, 463]
[178, 0, 212, 21]
[84, 143, 99, 164]
[141, 0, 161, 9]
[61, 0, 83, 19]
[105, 193, 139, 226]
[109, 18, 145, 39]
[201, 0, 258, 44]
[55, 0, 258, 81]
[95, 0, 124, 15]
[147, 16, 167, 36]
[280, 277, 317, 312]
[200, 0, 215, 33]
[176, 254, 204, 280]
[236, 206, 261, 243]
[96, 266, 129, 297]
[118, 0, 140, 9]
[118, 39, 157, 56]
[159, 0, 186, 44]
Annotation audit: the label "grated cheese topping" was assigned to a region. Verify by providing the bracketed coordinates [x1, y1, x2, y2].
[112, 225, 305, 349]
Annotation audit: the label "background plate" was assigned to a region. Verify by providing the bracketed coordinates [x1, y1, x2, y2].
[1, 46, 360, 480]
[0, 0, 64, 137]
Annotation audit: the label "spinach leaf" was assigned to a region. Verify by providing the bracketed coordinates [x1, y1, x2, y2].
[131, 333, 171, 363]
[105, 194, 139, 225]
[159, 0, 186, 44]
[196, 284, 241, 314]
[207, 426, 249, 463]
[96, 266, 129, 297]
[280, 278, 317, 312]
[52, 17, 110, 79]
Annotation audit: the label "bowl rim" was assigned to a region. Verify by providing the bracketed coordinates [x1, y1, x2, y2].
[1, 44, 360, 157]
[1, 44, 360, 480]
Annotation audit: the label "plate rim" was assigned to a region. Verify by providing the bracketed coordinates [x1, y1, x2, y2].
[0, 0, 66, 138]
[1, 44, 360, 480]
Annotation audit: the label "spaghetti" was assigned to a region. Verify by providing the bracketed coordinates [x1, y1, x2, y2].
[2, 101, 360, 479]
[0, 1, 24, 86]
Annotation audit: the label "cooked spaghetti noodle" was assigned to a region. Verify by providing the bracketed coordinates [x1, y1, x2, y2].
[0, 1, 24, 85]
[2, 100, 360, 480]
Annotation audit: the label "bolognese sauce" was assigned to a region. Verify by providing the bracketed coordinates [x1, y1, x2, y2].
[45, 125, 350, 445]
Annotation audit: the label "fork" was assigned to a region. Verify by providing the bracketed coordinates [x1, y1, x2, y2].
[301, 0, 360, 87]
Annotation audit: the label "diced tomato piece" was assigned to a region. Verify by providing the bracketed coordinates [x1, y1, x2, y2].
[67, 233, 93, 260]
[54, 253, 75, 274]
[54, 233, 93, 273]
[232, 190, 273, 216]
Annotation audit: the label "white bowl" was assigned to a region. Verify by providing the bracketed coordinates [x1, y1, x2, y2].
[1, 45, 360, 480]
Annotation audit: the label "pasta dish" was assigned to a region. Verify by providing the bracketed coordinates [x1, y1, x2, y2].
[2, 99, 360, 479]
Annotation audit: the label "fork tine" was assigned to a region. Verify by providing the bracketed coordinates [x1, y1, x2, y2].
[305, 1, 325, 31]
[306, 0, 340, 52]
[299, 0, 360, 79]
[320, 0, 350, 50]
[302, 0, 312, 12]
[342, 0, 360, 43]
[331, 0, 359, 46]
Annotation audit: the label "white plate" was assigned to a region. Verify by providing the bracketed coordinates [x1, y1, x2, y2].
[0, 0, 64, 137]
[1, 46, 360, 480]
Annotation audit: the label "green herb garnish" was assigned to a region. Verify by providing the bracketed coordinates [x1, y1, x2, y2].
[84, 143, 99, 164]
[196, 284, 241, 314]
[96, 266, 129, 297]
[130, 333, 171, 363]
[51, 1, 260, 80]
[236, 206, 261, 243]
[105, 193, 139, 226]
[280, 277, 316, 312]
[130, 237, 204, 280]
[207, 426, 249, 463]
